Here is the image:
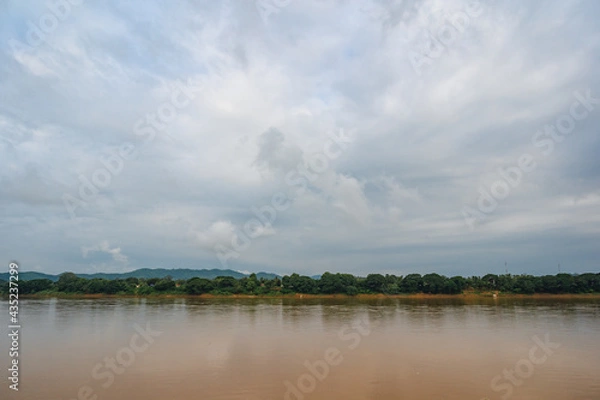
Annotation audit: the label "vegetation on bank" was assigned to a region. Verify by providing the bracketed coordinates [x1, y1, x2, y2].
[2, 271, 600, 297]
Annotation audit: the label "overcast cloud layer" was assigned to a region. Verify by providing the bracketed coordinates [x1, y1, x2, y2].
[1, 0, 599, 277]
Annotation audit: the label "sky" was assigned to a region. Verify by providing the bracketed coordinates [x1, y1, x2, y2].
[1, 0, 599, 277]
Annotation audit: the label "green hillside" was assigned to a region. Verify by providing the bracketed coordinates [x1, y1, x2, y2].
[0, 268, 279, 282]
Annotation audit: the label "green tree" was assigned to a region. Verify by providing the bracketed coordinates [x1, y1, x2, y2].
[283, 274, 317, 294]
[442, 279, 460, 294]
[574, 273, 600, 293]
[399, 274, 423, 293]
[383, 274, 401, 294]
[83, 278, 109, 294]
[481, 274, 499, 290]
[105, 279, 130, 294]
[20, 279, 54, 294]
[450, 276, 467, 292]
[555, 273, 574, 293]
[497, 274, 514, 292]
[57, 272, 85, 293]
[364, 274, 386, 293]
[539, 275, 559, 293]
[514, 275, 536, 294]
[125, 277, 140, 286]
[185, 278, 214, 295]
[318, 272, 342, 294]
[147, 278, 160, 287]
[345, 285, 359, 296]
[422, 273, 446, 294]
[154, 277, 176, 292]
[137, 284, 154, 295]
[214, 276, 239, 293]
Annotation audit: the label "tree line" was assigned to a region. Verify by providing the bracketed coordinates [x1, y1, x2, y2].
[2, 271, 600, 296]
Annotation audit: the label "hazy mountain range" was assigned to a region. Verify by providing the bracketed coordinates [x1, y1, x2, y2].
[0, 268, 279, 282]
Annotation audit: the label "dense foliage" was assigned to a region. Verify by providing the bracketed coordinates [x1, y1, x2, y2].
[1, 271, 599, 296]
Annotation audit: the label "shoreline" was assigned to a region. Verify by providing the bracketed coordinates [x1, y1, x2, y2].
[11, 292, 600, 300]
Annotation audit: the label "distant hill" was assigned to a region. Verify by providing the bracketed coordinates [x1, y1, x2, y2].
[0, 271, 58, 282]
[0, 268, 280, 282]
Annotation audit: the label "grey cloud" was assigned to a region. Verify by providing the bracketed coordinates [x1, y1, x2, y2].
[0, 0, 599, 276]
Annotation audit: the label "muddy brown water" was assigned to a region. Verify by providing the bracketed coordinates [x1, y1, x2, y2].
[1, 297, 599, 400]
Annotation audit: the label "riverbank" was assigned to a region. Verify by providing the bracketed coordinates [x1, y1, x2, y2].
[11, 292, 600, 300]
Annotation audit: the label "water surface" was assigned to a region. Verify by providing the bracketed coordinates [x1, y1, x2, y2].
[1, 297, 599, 400]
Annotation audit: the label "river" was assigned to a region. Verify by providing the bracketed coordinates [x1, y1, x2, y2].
[1, 297, 599, 399]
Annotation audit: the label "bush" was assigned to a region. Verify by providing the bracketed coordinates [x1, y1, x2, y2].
[345, 286, 359, 296]
[185, 278, 214, 295]
[154, 278, 176, 292]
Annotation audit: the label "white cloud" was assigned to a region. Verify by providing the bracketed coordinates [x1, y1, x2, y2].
[1, 0, 599, 276]
[194, 220, 238, 251]
[81, 240, 129, 264]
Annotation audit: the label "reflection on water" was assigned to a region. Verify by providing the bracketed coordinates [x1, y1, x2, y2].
[1, 297, 599, 400]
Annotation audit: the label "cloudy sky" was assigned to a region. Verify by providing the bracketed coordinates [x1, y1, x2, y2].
[1, 0, 599, 277]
